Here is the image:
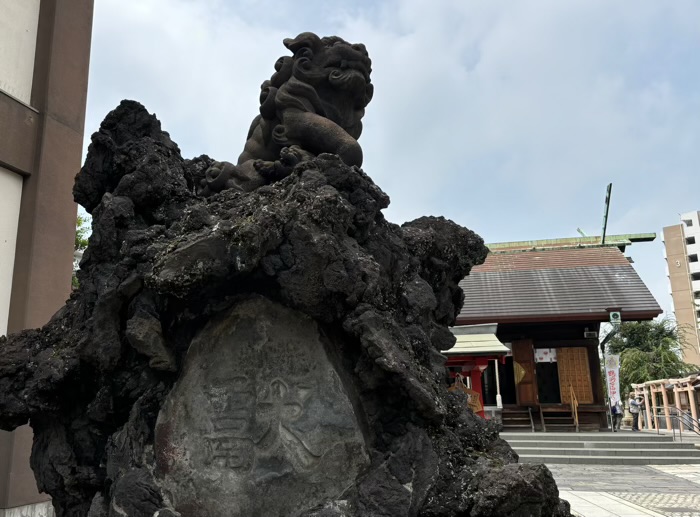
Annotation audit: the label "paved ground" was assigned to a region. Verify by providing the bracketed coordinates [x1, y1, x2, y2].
[549, 464, 700, 517]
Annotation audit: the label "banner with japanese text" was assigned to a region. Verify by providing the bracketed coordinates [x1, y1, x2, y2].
[604, 354, 621, 405]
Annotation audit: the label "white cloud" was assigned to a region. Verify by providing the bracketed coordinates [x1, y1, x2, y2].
[85, 0, 700, 315]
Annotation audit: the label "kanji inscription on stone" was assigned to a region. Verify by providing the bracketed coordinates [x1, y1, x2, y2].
[154, 296, 368, 517]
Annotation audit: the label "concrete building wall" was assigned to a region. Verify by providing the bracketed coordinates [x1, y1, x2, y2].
[663, 211, 700, 366]
[0, 0, 40, 104]
[0, 1, 94, 514]
[0, 0, 40, 337]
[0, 428, 44, 510]
[0, 3, 44, 508]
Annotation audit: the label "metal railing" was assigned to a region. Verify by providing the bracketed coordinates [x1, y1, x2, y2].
[527, 406, 535, 432]
[648, 407, 700, 442]
[673, 407, 700, 435]
[680, 408, 700, 434]
[539, 406, 548, 432]
[569, 384, 580, 433]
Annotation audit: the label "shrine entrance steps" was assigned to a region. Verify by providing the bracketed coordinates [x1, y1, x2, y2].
[541, 408, 577, 432]
[501, 407, 598, 432]
[501, 431, 700, 465]
[501, 409, 534, 431]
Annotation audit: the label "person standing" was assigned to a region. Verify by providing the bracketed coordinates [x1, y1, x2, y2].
[611, 399, 623, 431]
[628, 392, 642, 431]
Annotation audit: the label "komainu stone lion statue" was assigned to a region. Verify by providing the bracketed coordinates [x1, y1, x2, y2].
[200, 32, 374, 195]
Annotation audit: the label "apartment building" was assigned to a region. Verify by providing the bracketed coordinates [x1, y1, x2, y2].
[663, 210, 700, 366]
[0, 1, 93, 515]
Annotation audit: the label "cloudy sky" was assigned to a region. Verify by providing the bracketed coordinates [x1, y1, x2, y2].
[84, 0, 700, 317]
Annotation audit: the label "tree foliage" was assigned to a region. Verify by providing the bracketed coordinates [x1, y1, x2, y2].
[73, 213, 91, 289]
[75, 213, 90, 251]
[605, 319, 697, 396]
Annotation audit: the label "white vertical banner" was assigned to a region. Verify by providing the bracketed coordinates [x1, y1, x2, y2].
[604, 354, 621, 405]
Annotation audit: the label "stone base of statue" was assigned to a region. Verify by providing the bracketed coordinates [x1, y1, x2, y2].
[0, 100, 570, 517]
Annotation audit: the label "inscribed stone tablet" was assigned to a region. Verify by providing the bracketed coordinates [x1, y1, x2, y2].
[154, 296, 368, 517]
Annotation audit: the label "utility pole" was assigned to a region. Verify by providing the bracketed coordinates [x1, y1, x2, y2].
[601, 183, 612, 245]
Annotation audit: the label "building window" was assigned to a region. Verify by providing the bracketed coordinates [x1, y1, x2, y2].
[689, 236, 697, 245]
[684, 219, 694, 227]
[692, 273, 700, 281]
[690, 254, 699, 263]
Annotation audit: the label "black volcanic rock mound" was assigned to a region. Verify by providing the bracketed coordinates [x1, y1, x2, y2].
[0, 100, 570, 517]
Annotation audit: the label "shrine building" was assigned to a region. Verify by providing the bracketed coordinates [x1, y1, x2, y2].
[449, 234, 662, 431]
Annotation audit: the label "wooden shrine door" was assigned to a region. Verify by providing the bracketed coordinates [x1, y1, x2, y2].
[512, 339, 538, 406]
[557, 346, 594, 404]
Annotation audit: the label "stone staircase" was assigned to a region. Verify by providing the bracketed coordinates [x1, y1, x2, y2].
[501, 408, 534, 431]
[501, 408, 597, 432]
[540, 408, 577, 432]
[501, 431, 700, 465]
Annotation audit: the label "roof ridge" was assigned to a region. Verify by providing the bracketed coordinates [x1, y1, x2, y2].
[486, 232, 656, 252]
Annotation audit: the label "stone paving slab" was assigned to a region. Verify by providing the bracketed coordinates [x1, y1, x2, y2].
[610, 493, 700, 517]
[548, 464, 700, 493]
[549, 464, 700, 516]
[562, 491, 666, 517]
[650, 466, 700, 487]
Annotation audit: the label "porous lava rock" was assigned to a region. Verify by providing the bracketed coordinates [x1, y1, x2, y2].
[0, 100, 570, 517]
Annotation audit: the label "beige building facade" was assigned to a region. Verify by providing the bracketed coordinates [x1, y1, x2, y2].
[663, 210, 700, 367]
[0, 1, 93, 515]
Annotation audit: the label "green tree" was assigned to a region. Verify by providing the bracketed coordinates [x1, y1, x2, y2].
[75, 213, 90, 251]
[605, 319, 696, 396]
[72, 213, 90, 289]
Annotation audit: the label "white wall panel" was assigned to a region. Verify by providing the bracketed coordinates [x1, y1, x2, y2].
[0, 167, 23, 336]
[0, 501, 54, 517]
[0, 0, 41, 104]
